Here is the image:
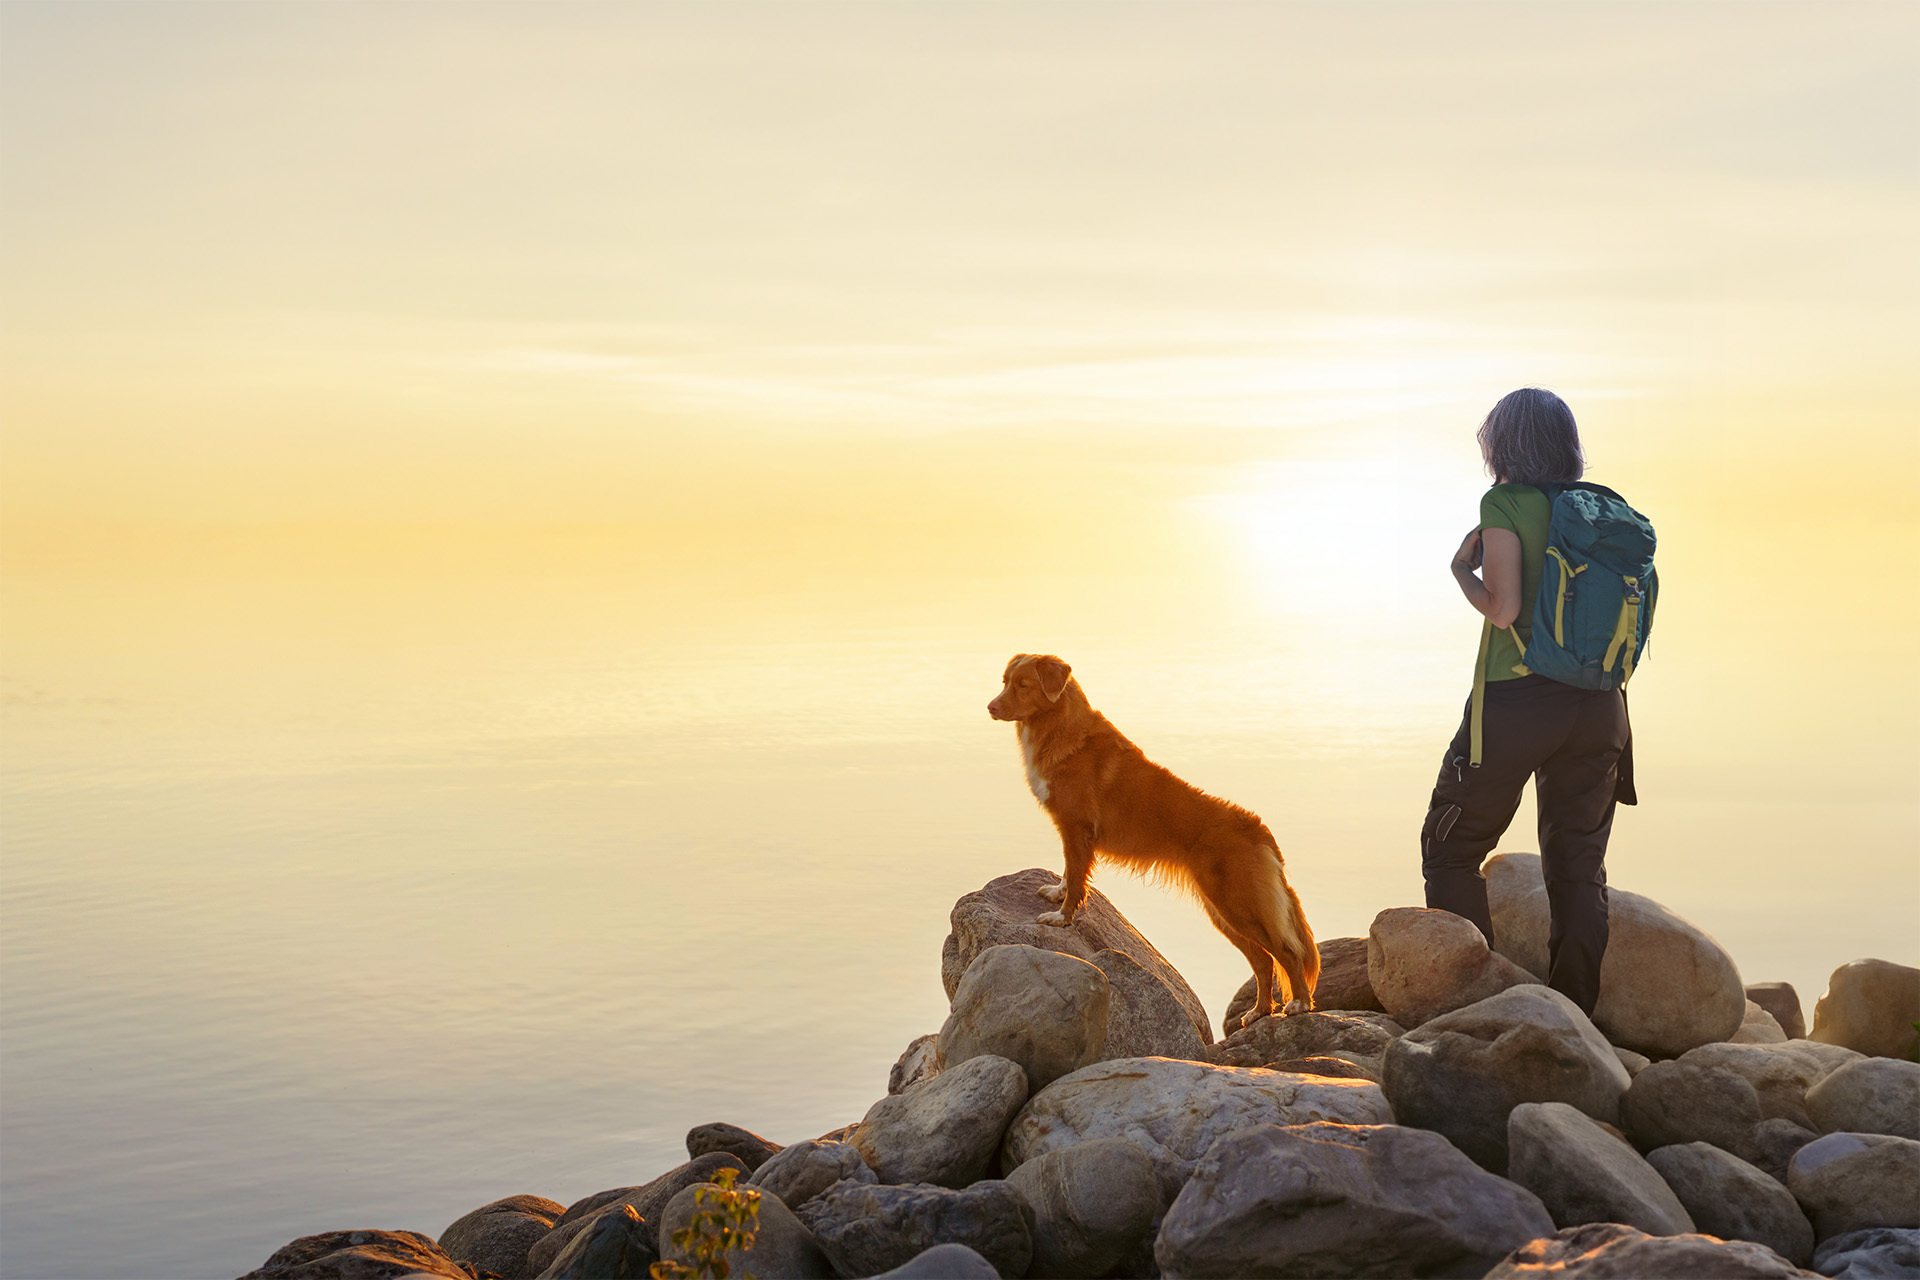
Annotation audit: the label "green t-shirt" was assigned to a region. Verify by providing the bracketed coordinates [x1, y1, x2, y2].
[1480, 483, 1550, 682]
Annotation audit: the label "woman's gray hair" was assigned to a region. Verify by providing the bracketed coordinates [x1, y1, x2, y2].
[1477, 388, 1585, 486]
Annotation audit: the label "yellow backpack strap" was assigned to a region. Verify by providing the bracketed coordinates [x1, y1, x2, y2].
[1469, 616, 1493, 767]
[1603, 575, 1643, 674]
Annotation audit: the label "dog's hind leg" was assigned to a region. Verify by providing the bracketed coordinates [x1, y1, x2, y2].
[1273, 945, 1315, 1017]
[1258, 872, 1320, 1016]
[1203, 897, 1279, 1030]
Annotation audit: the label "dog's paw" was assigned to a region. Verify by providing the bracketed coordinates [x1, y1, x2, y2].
[1281, 998, 1312, 1017]
[1036, 910, 1071, 927]
[1038, 881, 1066, 904]
[1237, 1006, 1274, 1031]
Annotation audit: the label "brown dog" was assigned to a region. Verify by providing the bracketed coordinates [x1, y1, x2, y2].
[987, 653, 1318, 1027]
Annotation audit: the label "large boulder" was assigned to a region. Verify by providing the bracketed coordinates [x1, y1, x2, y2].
[1092, 948, 1208, 1061]
[1506, 1101, 1694, 1235]
[746, 1139, 876, 1211]
[1813, 1228, 1920, 1279]
[685, 1122, 781, 1173]
[938, 945, 1110, 1091]
[943, 869, 1211, 1045]
[1811, 960, 1920, 1060]
[1646, 1142, 1814, 1267]
[1380, 984, 1631, 1174]
[1223, 935, 1383, 1032]
[1002, 1137, 1161, 1279]
[888, 1033, 940, 1094]
[1483, 1222, 1820, 1278]
[1622, 1040, 1862, 1178]
[797, 1180, 1034, 1279]
[237, 1230, 474, 1280]
[536, 1205, 654, 1280]
[1267, 1055, 1381, 1082]
[1367, 907, 1534, 1028]
[1153, 1122, 1554, 1279]
[1206, 1010, 1403, 1074]
[851, 1053, 1029, 1187]
[659, 1181, 833, 1280]
[1786, 1133, 1920, 1241]
[1749, 983, 1808, 1041]
[1805, 1058, 1920, 1139]
[528, 1153, 748, 1273]
[1001, 1056, 1392, 1203]
[1733, 1000, 1792, 1044]
[439, 1194, 563, 1280]
[1485, 852, 1746, 1057]
[872, 1243, 1001, 1278]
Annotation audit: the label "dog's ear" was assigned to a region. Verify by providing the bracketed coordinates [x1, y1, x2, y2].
[1035, 656, 1072, 702]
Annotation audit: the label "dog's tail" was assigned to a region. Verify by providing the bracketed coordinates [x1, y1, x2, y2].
[1255, 845, 1319, 1003]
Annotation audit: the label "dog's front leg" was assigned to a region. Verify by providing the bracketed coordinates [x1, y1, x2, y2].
[1038, 830, 1094, 927]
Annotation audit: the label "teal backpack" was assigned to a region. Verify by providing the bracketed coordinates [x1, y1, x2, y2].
[1470, 482, 1658, 766]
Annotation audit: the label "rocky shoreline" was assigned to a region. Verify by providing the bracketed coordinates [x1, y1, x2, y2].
[241, 861, 1920, 1280]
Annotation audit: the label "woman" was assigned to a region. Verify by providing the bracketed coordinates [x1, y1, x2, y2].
[1421, 387, 1632, 1016]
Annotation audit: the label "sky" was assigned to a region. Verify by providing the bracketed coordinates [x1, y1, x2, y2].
[3, 3, 1915, 550]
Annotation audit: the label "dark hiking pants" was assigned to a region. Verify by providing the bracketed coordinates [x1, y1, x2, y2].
[1419, 673, 1631, 1015]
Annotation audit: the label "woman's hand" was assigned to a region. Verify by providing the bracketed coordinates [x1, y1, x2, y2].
[1452, 527, 1484, 574]
[1450, 523, 1521, 626]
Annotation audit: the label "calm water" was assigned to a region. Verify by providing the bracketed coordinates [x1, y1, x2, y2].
[3, 522, 1914, 1280]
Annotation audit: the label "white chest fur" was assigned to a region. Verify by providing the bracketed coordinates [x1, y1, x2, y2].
[1018, 724, 1050, 802]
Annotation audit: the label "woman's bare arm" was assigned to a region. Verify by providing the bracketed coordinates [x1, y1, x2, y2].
[1451, 526, 1523, 628]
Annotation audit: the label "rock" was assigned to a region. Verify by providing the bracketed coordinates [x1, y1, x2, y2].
[1206, 1010, 1403, 1075]
[1153, 1122, 1555, 1279]
[1092, 948, 1208, 1061]
[1507, 1101, 1694, 1235]
[1622, 1041, 1863, 1178]
[554, 1186, 638, 1225]
[1002, 1137, 1161, 1279]
[1812, 960, 1920, 1060]
[938, 944, 1111, 1091]
[943, 868, 1211, 1045]
[814, 1122, 859, 1143]
[1646, 1142, 1814, 1267]
[871, 1242, 1001, 1278]
[536, 1205, 654, 1280]
[1787, 1133, 1920, 1241]
[1380, 984, 1630, 1174]
[438, 1195, 562, 1280]
[888, 1033, 940, 1094]
[1223, 935, 1383, 1032]
[1750, 983, 1808, 1040]
[797, 1180, 1034, 1279]
[1001, 1055, 1392, 1203]
[851, 1053, 1029, 1187]
[1806, 1058, 1920, 1139]
[1266, 1055, 1380, 1082]
[1485, 851, 1747, 1057]
[1754, 1119, 1825, 1182]
[685, 1122, 781, 1173]
[237, 1230, 474, 1280]
[1367, 906, 1535, 1028]
[1734, 1000, 1793, 1044]
[746, 1138, 876, 1211]
[1614, 1046, 1652, 1077]
[528, 1152, 748, 1273]
[1483, 1222, 1820, 1277]
[1813, 1228, 1920, 1279]
[660, 1180, 834, 1280]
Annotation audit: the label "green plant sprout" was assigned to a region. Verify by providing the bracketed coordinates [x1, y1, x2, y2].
[650, 1166, 761, 1280]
